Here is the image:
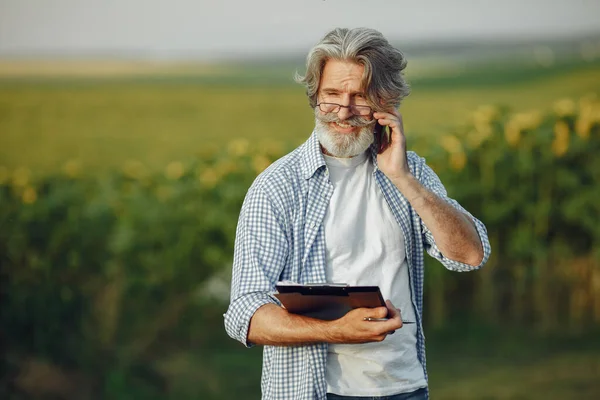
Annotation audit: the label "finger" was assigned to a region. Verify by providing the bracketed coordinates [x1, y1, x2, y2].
[372, 306, 389, 319]
[387, 110, 405, 131]
[385, 300, 403, 329]
[385, 300, 398, 314]
[376, 119, 403, 137]
[388, 128, 407, 148]
[374, 110, 401, 122]
[375, 117, 400, 128]
[363, 304, 397, 320]
[372, 111, 393, 119]
[372, 318, 401, 335]
[355, 306, 387, 320]
[375, 334, 388, 342]
[385, 317, 402, 331]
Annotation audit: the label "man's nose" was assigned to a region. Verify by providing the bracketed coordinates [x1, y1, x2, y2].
[337, 105, 353, 121]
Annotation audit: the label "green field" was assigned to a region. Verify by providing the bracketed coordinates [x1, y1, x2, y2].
[130, 307, 600, 399]
[1, 59, 599, 174]
[2, 57, 600, 399]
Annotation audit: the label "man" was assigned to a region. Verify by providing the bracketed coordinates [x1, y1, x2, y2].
[224, 27, 491, 400]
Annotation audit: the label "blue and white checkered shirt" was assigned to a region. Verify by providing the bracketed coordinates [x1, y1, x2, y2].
[224, 132, 491, 400]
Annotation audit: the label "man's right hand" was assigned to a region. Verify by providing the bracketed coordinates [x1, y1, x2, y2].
[327, 300, 403, 344]
[247, 300, 402, 346]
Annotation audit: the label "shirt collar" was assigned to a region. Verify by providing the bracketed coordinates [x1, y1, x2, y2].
[300, 131, 327, 180]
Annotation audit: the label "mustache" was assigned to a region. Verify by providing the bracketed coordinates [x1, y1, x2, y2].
[315, 110, 375, 128]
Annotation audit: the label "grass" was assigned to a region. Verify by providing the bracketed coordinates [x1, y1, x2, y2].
[431, 352, 600, 399]
[164, 312, 600, 399]
[426, 327, 600, 399]
[0, 59, 599, 175]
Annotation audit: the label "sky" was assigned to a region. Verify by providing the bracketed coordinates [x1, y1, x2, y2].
[0, 0, 599, 60]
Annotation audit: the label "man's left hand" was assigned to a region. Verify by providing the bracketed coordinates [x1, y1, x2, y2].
[373, 110, 411, 183]
[373, 110, 485, 266]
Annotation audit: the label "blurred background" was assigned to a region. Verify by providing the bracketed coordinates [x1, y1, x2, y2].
[1, 0, 600, 399]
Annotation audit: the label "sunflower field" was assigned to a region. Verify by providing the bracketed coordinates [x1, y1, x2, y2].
[422, 93, 600, 332]
[1, 91, 600, 398]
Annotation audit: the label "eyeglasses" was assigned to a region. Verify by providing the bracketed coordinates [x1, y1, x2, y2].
[316, 102, 372, 116]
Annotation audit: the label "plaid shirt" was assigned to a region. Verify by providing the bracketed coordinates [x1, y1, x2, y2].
[224, 132, 491, 400]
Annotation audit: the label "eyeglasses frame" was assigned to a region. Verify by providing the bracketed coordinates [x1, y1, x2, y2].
[315, 102, 373, 117]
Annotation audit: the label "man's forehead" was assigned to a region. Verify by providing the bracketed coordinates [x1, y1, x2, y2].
[319, 60, 367, 92]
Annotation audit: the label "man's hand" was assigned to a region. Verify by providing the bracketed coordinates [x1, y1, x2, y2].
[327, 300, 403, 344]
[247, 300, 403, 346]
[373, 109, 411, 183]
[371, 110, 484, 267]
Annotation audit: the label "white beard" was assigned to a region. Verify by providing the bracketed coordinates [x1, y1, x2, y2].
[315, 117, 375, 158]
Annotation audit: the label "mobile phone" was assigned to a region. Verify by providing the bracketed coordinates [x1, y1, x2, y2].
[374, 122, 389, 153]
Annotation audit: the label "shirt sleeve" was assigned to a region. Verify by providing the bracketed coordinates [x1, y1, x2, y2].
[223, 184, 288, 347]
[417, 156, 491, 271]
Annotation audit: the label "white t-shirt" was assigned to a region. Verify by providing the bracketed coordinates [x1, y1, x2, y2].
[323, 151, 427, 397]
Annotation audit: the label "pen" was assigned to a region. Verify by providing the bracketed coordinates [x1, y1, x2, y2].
[363, 317, 415, 324]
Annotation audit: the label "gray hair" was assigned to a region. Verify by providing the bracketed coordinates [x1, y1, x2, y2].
[295, 27, 410, 111]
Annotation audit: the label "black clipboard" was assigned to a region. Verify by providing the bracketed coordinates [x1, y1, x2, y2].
[274, 283, 385, 321]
